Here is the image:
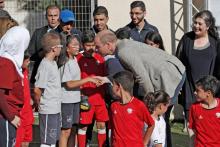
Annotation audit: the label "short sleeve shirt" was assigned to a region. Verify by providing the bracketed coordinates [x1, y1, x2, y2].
[77, 53, 106, 105]
[110, 97, 155, 147]
[60, 58, 81, 103]
[35, 58, 61, 114]
[189, 99, 220, 147]
[147, 116, 166, 147]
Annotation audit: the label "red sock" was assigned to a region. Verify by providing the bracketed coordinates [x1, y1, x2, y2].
[98, 133, 106, 147]
[78, 134, 86, 147]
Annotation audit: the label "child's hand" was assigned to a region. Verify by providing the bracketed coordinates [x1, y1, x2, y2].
[94, 76, 111, 85]
[11, 115, 20, 128]
[88, 77, 103, 87]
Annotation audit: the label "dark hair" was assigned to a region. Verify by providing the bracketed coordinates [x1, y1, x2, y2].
[46, 5, 61, 16]
[57, 34, 79, 67]
[113, 71, 134, 95]
[143, 91, 170, 114]
[130, 1, 146, 11]
[93, 6, 108, 17]
[82, 30, 95, 44]
[115, 28, 130, 39]
[195, 75, 219, 96]
[24, 50, 30, 60]
[193, 10, 219, 39]
[145, 31, 165, 50]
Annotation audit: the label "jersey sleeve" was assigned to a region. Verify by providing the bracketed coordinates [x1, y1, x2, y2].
[140, 103, 155, 126]
[34, 64, 48, 89]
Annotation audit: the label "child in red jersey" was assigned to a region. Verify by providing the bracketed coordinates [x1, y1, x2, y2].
[0, 26, 30, 147]
[189, 75, 220, 147]
[110, 71, 155, 147]
[77, 30, 109, 147]
[15, 51, 34, 147]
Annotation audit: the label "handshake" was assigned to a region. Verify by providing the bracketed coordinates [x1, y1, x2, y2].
[88, 76, 111, 87]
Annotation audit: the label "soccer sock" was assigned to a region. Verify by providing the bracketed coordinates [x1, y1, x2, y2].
[97, 128, 106, 147]
[78, 129, 87, 147]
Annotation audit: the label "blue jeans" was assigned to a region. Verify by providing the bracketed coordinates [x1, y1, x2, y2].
[171, 72, 186, 105]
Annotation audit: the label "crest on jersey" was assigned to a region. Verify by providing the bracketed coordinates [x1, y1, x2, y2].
[216, 112, 220, 118]
[127, 108, 133, 114]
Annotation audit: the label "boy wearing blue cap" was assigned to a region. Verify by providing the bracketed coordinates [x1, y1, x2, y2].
[59, 9, 82, 40]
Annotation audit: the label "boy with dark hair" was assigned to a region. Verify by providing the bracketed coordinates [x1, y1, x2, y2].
[110, 71, 155, 147]
[91, 6, 113, 34]
[77, 30, 109, 147]
[188, 75, 220, 147]
[34, 32, 62, 147]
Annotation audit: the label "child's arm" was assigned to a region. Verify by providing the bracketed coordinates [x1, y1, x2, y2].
[154, 144, 162, 147]
[33, 87, 43, 105]
[10, 115, 20, 128]
[0, 89, 20, 127]
[143, 124, 155, 146]
[0, 89, 14, 121]
[64, 77, 101, 89]
[188, 106, 195, 147]
[188, 127, 195, 147]
[141, 102, 155, 146]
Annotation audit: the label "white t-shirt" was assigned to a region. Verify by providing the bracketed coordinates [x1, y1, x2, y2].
[145, 116, 166, 147]
[60, 58, 81, 103]
[35, 58, 61, 114]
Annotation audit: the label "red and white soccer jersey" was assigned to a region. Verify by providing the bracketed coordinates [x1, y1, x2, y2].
[189, 98, 220, 147]
[77, 53, 106, 105]
[77, 53, 109, 124]
[109, 97, 154, 147]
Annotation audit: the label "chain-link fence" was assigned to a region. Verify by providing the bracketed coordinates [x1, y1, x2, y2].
[5, 0, 97, 35]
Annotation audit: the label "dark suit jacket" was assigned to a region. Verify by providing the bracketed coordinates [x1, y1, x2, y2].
[176, 31, 220, 109]
[28, 26, 48, 83]
[28, 26, 61, 83]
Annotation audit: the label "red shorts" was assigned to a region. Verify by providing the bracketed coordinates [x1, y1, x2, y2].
[15, 125, 33, 147]
[80, 104, 109, 124]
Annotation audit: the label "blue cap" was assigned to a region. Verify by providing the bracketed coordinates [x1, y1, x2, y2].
[60, 9, 75, 23]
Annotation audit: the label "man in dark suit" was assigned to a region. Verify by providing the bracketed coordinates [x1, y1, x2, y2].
[28, 5, 61, 83]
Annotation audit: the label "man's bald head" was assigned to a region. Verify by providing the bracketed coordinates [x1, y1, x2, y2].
[95, 30, 117, 56]
[96, 30, 117, 44]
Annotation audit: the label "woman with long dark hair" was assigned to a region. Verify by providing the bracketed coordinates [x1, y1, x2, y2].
[176, 10, 220, 139]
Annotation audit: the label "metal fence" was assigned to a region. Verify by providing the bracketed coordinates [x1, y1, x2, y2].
[5, 0, 97, 35]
